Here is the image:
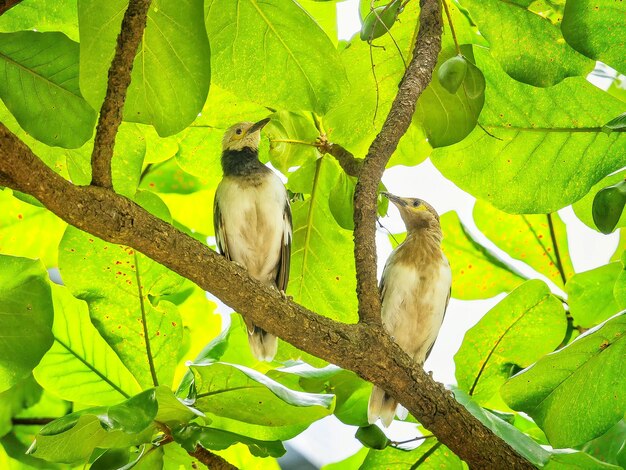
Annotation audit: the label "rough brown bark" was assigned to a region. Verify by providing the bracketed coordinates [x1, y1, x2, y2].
[318, 138, 363, 178]
[90, 0, 151, 188]
[0, 124, 533, 469]
[189, 446, 237, 470]
[353, 0, 443, 325]
[0, 0, 22, 15]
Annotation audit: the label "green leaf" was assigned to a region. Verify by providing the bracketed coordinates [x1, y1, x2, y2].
[455, 280, 567, 405]
[328, 172, 356, 231]
[287, 157, 358, 324]
[593, 180, 626, 234]
[460, 0, 593, 86]
[107, 389, 159, 433]
[266, 111, 320, 175]
[431, 47, 626, 213]
[562, 0, 626, 75]
[172, 423, 285, 458]
[0, 0, 79, 41]
[573, 170, 626, 233]
[544, 451, 622, 470]
[138, 158, 210, 195]
[439, 211, 526, 299]
[360, 440, 464, 469]
[616, 251, 626, 310]
[33, 284, 142, 406]
[322, 447, 368, 470]
[79, 0, 210, 136]
[59, 226, 184, 388]
[580, 420, 626, 468]
[473, 201, 575, 287]
[0, 31, 96, 148]
[501, 312, 626, 448]
[204, 0, 348, 114]
[0, 376, 42, 438]
[565, 263, 623, 328]
[453, 387, 551, 467]
[602, 112, 626, 134]
[188, 361, 334, 440]
[298, 0, 338, 44]
[29, 411, 154, 464]
[0, 189, 67, 267]
[0, 256, 53, 393]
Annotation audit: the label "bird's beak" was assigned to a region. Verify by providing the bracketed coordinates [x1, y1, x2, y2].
[382, 192, 408, 207]
[248, 118, 271, 134]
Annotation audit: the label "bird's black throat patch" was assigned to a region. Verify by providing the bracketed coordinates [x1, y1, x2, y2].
[221, 147, 269, 177]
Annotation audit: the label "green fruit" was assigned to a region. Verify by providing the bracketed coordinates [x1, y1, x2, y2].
[355, 424, 390, 450]
[437, 55, 469, 94]
[360, 1, 401, 42]
[592, 179, 626, 234]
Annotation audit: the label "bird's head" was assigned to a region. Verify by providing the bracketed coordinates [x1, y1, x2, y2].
[382, 192, 441, 232]
[222, 118, 271, 152]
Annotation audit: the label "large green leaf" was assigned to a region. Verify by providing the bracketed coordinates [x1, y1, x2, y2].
[266, 111, 320, 175]
[544, 451, 622, 470]
[460, 0, 593, 86]
[58, 226, 184, 388]
[561, 0, 626, 75]
[188, 361, 334, 441]
[79, 0, 210, 136]
[616, 251, 626, 309]
[360, 440, 463, 469]
[0, 376, 42, 439]
[573, 170, 626, 233]
[501, 312, 626, 448]
[566, 263, 623, 328]
[33, 284, 142, 406]
[581, 420, 626, 469]
[473, 201, 575, 288]
[0, 256, 54, 393]
[455, 280, 566, 405]
[0, 190, 67, 267]
[287, 157, 358, 323]
[0, 0, 78, 40]
[204, 0, 348, 114]
[0, 31, 96, 148]
[439, 211, 526, 299]
[431, 48, 626, 214]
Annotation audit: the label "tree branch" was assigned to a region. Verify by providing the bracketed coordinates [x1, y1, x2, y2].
[0, 123, 532, 469]
[189, 445, 237, 470]
[0, 0, 23, 15]
[90, 0, 152, 188]
[316, 136, 363, 177]
[352, 0, 443, 325]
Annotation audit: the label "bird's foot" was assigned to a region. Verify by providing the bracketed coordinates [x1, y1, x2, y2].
[231, 260, 246, 270]
[279, 289, 293, 301]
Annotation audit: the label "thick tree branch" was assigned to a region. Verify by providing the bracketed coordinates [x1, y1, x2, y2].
[317, 136, 363, 177]
[0, 124, 532, 469]
[90, 0, 151, 188]
[353, 0, 442, 325]
[0, 0, 22, 15]
[189, 446, 237, 470]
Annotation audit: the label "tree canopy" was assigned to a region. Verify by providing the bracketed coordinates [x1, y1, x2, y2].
[0, 0, 625, 468]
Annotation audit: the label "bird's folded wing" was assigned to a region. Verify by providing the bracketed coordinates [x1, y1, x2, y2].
[213, 197, 231, 261]
[275, 200, 292, 292]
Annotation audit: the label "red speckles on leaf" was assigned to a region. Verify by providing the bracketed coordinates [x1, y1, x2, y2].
[89, 238, 94, 243]
[538, 234, 543, 239]
[171, 322, 177, 327]
[17, 214, 22, 219]
[468, 264, 473, 269]
[156, 331, 161, 336]
[116, 271, 122, 275]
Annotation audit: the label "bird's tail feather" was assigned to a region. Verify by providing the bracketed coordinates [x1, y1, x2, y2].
[368, 386, 398, 428]
[248, 326, 277, 362]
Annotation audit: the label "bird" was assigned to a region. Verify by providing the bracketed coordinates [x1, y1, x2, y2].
[368, 192, 451, 427]
[213, 118, 292, 362]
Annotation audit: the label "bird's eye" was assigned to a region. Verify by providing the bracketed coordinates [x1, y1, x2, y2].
[236, 128, 243, 135]
[413, 200, 420, 207]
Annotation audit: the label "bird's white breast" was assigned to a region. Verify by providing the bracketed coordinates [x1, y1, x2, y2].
[381, 250, 451, 364]
[216, 173, 289, 285]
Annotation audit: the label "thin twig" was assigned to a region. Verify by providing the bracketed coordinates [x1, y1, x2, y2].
[353, 0, 443, 325]
[134, 252, 159, 387]
[11, 417, 56, 426]
[547, 213, 568, 285]
[90, 0, 152, 188]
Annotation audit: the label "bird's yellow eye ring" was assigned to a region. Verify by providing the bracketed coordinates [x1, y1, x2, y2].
[235, 128, 243, 135]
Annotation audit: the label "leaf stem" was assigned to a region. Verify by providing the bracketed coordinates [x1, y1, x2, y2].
[134, 252, 159, 387]
[442, 0, 461, 55]
[11, 417, 56, 426]
[269, 138, 316, 146]
[391, 434, 434, 446]
[547, 213, 567, 285]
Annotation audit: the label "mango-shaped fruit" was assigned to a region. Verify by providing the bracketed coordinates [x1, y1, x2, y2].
[438, 55, 468, 94]
[355, 424, 390, 450]
[360, 0, 402, 42]
[592, 179, 626, 234]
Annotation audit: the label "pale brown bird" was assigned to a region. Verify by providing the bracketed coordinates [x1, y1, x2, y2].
[213, 118, 292, 361]
[368, 193, 451, 427]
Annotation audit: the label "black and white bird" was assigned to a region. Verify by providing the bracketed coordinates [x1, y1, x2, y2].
[368, 192, 452, 427]
[213, 118, 292, 362]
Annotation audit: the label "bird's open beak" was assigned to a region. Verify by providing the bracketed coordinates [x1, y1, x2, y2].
[248, 118, 271, 134]
[382, 192, 408, 207]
